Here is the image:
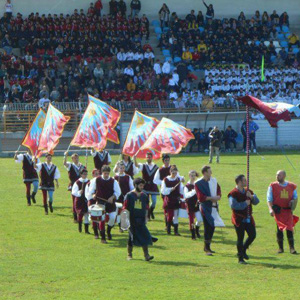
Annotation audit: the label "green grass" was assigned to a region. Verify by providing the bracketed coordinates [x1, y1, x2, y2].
[1, 153, 300, 300]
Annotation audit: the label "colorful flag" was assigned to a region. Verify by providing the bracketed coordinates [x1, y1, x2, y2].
[122, 111, 160, 159]
[71, 101, 111, 151]
[22, 109, 46, 157]
[238, 96, 292, 127]
[266, 102, 300, 117]
[38, 104, 70, 153]
[261, 55, 265, 82]
[140, 117, 194, 154]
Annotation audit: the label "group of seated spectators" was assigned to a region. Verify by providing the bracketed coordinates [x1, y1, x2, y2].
[157, 6, 298, 67]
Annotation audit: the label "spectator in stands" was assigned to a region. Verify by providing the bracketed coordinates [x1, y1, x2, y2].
[189, 128, 199, 152]
[94, 0, 103, 16]
[109, 0, 118, 16]
[241, 119, 259, 153]
[127, 78, 136, 92]
[162, 59, 171, 74]
[39, 86, 49, 99]
[174, 96, 185, 108]
[208, 126, 222, 163]
[38, 95, 50, 109]
[50, 87, 60, 102]
[270, 10, 279, 25]
[119, 0, 127, 17]
[202, 0, 214, 21]
[224, 125, 237, 152]
[130, 0, 141, 17]
[279, 11, 289, 28]
[159, 3, 170, 28]
[182, 48, 193, 64]
[288, 33, 300, 50]
[5, 0, 13, 19]
[2, 34, 12, 54]
[198, 128, 208, 152]
[196, 11, 204, 26]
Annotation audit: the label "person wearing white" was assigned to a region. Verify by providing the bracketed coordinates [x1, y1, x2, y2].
[153, 61, 162, 75]
[162, 60, 171, 74]
[91, 149, 111, 172]
[124, 65, 134, 77]
[38, 96, 50, 109]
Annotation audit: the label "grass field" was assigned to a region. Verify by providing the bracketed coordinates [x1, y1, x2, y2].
[1, 153, 300, 300]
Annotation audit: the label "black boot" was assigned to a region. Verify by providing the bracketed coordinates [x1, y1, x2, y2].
[78, 221, 82, 233]
[100, 230, 107, 244]
[191, 228, 196, 240]
[84, 224, 90, 234]
[204, 240, 213, 256]
[277, 239, 284, 254]
[147, 209, 151, 221]
[127, 245, 133, 260]
[167, 222, 171, 235]
[49, 202, 53, 213]
[107, 225, 113, 240]
[27, 196, 31, 206]
[150, 207, 155, 220]
[31, 192, 37, 204]
[119, 223, 124, 233]
[196, 226, 201, 238]
[93, 226, 99, 239]
[288, 238, 297, 254]
[44, 204, 48, 215]
[142, 246, 154, 261]
[73, 212, 78, 223]
[174, 224, 180, 236]
[238, 255, 247, 264]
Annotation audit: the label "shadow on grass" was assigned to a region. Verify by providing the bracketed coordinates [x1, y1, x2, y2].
[250, 261, 300, 270]
[221, 253, 278, 261]
[150, 260, 207, 268]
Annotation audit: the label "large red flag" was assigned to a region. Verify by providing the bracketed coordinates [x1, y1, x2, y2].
[71, 101, 110, 151]
[38, 104, 70, 154]
[238, 95, 291, 127]
[88, 94, 121, 143]
[140, 117, 194, 154]
[122, 110, 160, 159]
[22, 109, 46, 157]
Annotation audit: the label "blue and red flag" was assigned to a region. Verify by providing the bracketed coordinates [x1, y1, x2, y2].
[88, 94, 121, 143]
[22, 109, 46, 157]
[71, 101, 111, 151]
[123, 110, 160, 159]
[38, 104, 70, 154]
[140, 117, 194, 154]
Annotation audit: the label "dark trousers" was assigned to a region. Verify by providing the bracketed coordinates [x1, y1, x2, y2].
[277, 226, 293, 240]
[198, 140, 207, 151]
[243, 133, 256, 151]
[225, 138, 236, 150]
[234, 222, 256, 256]
[203, 215, 215, 241]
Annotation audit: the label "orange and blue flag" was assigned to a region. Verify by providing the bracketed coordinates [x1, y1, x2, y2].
[140, 117, 194, 154]
[122, 110, 160, 159]
[88, 95, 121, 143]
[22, 109, 46, 157]
[71, 101, 111, 151]
[38, 104, 70, 154]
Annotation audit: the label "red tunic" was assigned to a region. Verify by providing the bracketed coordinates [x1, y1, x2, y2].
[74, 179, 90, 215]
[185, 183, 199, 213]
[228, 188, 255, 227]
[22, 154, 39, 182]
[40, 163, 57, 191]
[95, 177, 116, 213]
[142, 164, 159, 194]
[67, 163, 85, 190]
[159, 166, 171, 181]
[270, 182, 299, 231]
[163, 178, 181, 210]
[124, 161, 134, 178]
[114, 174, 131, 203]
[93, 151, 109, 173]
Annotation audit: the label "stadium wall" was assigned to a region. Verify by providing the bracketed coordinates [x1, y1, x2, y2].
[0, 0, 299, 25]
[1, 113, 300, 156]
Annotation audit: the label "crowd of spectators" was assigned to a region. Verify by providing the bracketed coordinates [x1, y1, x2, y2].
[157, 4, 299, 67]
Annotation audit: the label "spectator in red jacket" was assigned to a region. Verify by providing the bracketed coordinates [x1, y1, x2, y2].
[143, 88, 152, 101]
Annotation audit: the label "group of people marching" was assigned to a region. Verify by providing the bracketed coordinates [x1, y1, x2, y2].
[15, 150, 298, 264]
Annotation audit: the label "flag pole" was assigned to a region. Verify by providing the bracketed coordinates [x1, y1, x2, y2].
[246, 105, 250, 189]
[85, 148, 88, 168]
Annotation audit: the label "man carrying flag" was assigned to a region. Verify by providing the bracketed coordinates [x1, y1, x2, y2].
[267, 170, 298, 254]
[34, 153, 60, 215]
[14, 150, 39, 206]
[134, 152, 159, 221]
[195, 165, 222, 256]
[64, 152, 86, 222]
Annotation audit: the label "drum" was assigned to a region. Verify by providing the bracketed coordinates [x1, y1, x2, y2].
[178, 200, 188, 218]
[120, 209, 130, 231]
[89, 204, 105, 223]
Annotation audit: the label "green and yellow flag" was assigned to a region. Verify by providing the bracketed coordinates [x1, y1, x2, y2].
[261, 55, 265, 82]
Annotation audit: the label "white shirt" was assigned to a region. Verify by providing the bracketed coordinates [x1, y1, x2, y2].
[161, 175, 184, 195]
[72, 178, 89, 197]
[124, 67, 134, 77]
[5, 3, 13, 13]
[162, 62, 171, 74]
[114, 160, 139, 175]
[64, 161, 84, 171]
[144, 52, 155, 59]
[183, 181, 197, 200]
[38, 97, 50, 108]
[153, 63, 162, 75]
[35, 162, 60, 180]
[88, 175, 121, 200]
[15, 153, 40, 164]
[153, 166, 183, 186]
[117, 52, 127, 61]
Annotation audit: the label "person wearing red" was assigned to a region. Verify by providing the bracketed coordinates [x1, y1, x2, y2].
[143, 89, 152, 101]
[184, 170, 203, 240]
[63, 152, 86, 222]
[72, 169, 90, 234]
[228, 174, 259, 264]
[195, 165, 221, 255]
[161, 165, 183, 236]
[91, 149, 111, 173]
[267, 170, 298, 254]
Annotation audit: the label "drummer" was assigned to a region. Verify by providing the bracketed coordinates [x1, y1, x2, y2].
[114, 161, 134, 232]
[88, 165, 121, 243]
